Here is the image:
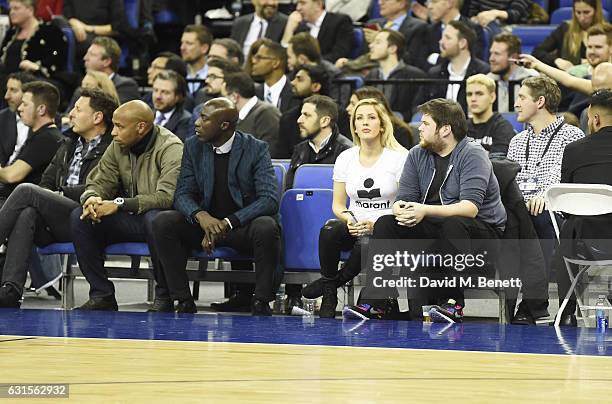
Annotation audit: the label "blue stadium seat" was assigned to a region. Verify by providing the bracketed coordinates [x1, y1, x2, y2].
[343, 75, 365, 90]
[272, 163, 286, 196]
[550, 7, 574, 24]
[560, 0, 610, 11]
[155, 10, 180, 24]
[281, 189, 335, 271]
[351, 28, 366, 59]
[293, 164, 334, 189]
[60, 27, 76, 73]
[410, 111, 423, 123]
[272, 159, 291, 173]
[501, 112, 524, 133]
[369, 0, 381, 20]
[511, 25, 558, 55]
[120, 0, 140, 69]
[551, 7, 610, 25]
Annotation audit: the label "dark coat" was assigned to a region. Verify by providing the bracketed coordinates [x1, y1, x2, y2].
[286, 126, 353, 188]
[255, 79, 301, 114]
[0, 108, 17, 166]
[112, 73, 140, 104]
[295, 12, 353, 63]
[417, 57, 490, 114]
[369, 14, 428, 68]
[230, 12, 288, 45]
[491, 157, 548, 318]
[163, 107, 192, 142]
[0, 22, 67, 77]
[174, 131, 279, 227]
[236, 99, 281, 152]
[38, 130, 112, 202]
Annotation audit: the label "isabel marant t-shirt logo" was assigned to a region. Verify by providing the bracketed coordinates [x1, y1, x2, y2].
[357, 178, 382, 200]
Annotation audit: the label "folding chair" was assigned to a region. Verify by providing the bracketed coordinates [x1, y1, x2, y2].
[545, 184, 612, 327]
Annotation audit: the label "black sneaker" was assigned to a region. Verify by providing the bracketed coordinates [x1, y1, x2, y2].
[302, 278, 326, 299]
[342, 298, 400, 320]
[210, 292, 252, 312]
[176, 299, 197, 314]
[75, 296, 118, 311]
[147, 298, 175, 312]
[0, 284, 21, 308]
[319, 279, 338, 318]
[285, 295, 303, 314]
[251, 298, 272, 316]
[429, 299, 464, 323]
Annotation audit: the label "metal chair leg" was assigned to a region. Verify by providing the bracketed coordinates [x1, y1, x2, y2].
[554, 263, 590, 326]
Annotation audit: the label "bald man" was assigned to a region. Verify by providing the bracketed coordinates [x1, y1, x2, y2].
[71, 100, 185, 311]
[150, 97, 281, 315]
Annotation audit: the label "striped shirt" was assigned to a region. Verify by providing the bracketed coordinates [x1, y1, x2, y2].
[507, 116, 584, 201]
[65, 136, 102, 186]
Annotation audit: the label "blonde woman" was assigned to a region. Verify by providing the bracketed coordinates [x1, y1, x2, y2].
[81, 70, 120, 105]
[302, 98, 408, 318]
[533, 0, 605, 70]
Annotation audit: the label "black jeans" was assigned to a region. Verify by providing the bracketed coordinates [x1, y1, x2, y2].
[0, 183, 78, 294]
[70, 207, 162, 299]
[372, 215, 501, 317]
[530, 210, 555, 282]
[151, 210, 281, 302]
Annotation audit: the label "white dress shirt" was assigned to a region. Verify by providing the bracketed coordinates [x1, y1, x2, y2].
[263, 75, 287, 109]
[243, 15, 268, 57]
[308, 11, 327, 38]
[446, 57, 471, 102]
[239, 96, 259, 120]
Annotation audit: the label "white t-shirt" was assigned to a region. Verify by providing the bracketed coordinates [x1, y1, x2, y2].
[333, 147, 407, 223]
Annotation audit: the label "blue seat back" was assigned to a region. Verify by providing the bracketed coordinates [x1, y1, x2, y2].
[272, 163, 286, 196]
[369, 0, 381, 19]
[272, 159, 291, 172]
[560, 0, 610, 10]
[293, 164, 334, 189]
[351, 28, 366, 59]
[511, 25, 557, 55]
[343, 75, 365, 90]
[60, 27, 76, 73]
[281, 189, 335, 270]
[501, 112, 524, 133]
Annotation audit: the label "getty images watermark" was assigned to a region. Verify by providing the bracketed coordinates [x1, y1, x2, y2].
[361, 239, 529, 300]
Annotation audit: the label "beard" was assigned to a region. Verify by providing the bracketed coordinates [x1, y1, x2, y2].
[300, 123, 321, 140]
[419, 131, 445, 153]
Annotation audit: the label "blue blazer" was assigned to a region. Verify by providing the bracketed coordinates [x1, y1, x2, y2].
[174, 131, 279, 226]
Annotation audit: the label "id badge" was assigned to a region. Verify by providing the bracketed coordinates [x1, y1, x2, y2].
[518, 176, 538, 193]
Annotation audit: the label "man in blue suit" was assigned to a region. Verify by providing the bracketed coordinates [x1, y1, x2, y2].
[150, 98, 281, 315]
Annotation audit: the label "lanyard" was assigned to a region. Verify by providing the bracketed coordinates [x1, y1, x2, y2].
[524, 122, 563, 172]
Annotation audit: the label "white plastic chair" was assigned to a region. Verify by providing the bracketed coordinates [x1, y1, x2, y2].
[545, 184, 612, 327]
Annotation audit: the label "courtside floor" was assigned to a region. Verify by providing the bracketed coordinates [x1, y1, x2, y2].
[1, 309, 612, 402]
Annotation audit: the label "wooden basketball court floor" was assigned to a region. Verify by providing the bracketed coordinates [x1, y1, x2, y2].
[1, 309, 612, 402]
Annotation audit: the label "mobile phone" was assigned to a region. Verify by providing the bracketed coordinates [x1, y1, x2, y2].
[364, 23, 380, 31]
[342, 210, 358, 224]
[508, 58, 525, 67]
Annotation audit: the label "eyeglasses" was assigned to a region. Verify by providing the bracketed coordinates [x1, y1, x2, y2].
[207, 74, 224, 81]
[252, 54, 277, 62]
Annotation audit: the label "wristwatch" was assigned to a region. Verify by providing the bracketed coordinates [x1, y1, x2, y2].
[113, 197, 125, 210]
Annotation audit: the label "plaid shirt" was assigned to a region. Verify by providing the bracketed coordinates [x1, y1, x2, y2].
[507, 116, 584, 201]
[65, 136, 102, 186]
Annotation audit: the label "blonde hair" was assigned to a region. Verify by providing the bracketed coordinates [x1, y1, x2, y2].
[466, 73, 496, 93]
[350, 98, 407, 153]
[82, 70, 120, 105]
[564, 0, 605, 61]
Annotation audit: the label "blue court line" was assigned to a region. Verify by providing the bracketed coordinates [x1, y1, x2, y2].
[0, 308, 611, 357]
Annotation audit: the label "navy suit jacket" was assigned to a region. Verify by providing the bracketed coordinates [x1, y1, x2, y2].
[295, 12, 353, 63]
[231, 12, 288, 45]
[163, 107, 192, 142]
[174, 131, 279, 227]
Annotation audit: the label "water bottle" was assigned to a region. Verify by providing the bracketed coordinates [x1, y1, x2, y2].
[596, 295, 608, 331]
[231, 0, 242, 17]
[274, 284, 285, 314]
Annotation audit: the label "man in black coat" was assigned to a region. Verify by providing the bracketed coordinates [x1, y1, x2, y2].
[416, 21, 489, 115]
[281, 0, 353, 63]
[554, 89, 612, 326]
[0, 88, 117, 308]
[0, 72, 36, 166]
[231, 0, 288, 59]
